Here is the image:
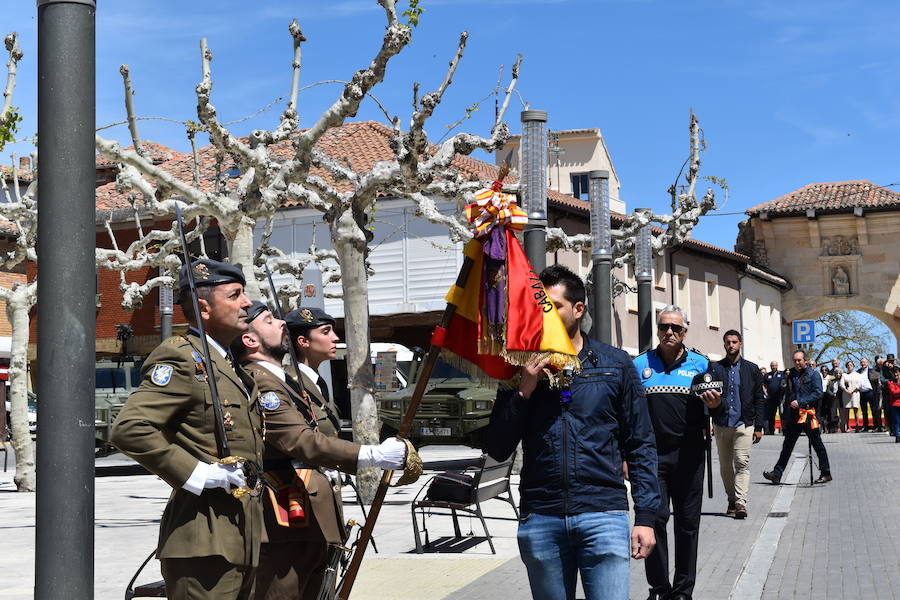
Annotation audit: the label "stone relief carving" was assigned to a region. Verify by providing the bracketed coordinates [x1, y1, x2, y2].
[735, 219, 769, 266]
[751, 240, 769, 267]
[831, 265, 850, 295]
[821, 235, 858, 256]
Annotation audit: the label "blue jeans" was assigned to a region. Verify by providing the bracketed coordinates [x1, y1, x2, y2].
[517, 511, 630, 600]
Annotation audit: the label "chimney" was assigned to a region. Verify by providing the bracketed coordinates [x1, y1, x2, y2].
[19, 156, 30, 170]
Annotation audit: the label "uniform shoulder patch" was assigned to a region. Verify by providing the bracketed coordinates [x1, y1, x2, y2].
[260, 391, 281, 410]
[150, 364, 174, 386]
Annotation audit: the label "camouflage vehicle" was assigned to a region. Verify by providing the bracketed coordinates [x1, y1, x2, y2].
[94, 357, 143, 455]
[378, 356, 497, 448]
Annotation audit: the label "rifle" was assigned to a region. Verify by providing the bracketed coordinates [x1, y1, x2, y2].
[174, 204, 230, 458]
[262, 263, 306, 396]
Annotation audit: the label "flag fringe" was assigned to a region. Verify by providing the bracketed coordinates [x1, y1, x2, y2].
[500, 349, 581, 373]
[437, 349, 516, 389]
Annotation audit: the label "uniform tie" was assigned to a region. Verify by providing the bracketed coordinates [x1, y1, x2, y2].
[316, 375, 330, 404]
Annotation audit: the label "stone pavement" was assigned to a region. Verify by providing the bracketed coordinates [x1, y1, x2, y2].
[1, 432, 898, 599]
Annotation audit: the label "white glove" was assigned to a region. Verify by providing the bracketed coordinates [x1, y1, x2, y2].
[358, 437, 407, 470]
[203, 462, 246, 491]
[324, 469, 342, 485]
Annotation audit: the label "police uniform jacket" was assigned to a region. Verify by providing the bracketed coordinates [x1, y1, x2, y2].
[244, 362, 359, 545]
[633, 346, 723, 448]
[110, 331, 264, 566]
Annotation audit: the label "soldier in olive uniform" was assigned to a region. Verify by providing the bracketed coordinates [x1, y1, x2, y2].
[232, 302, 407, 600]
[284, 307, 343, 438]
[111, 260, 264, 600]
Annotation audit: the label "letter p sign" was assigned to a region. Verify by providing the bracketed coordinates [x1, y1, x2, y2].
[792, 320, 815, 344]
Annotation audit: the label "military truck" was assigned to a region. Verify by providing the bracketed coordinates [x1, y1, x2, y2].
[94, 358, 143, 456]
[378, 356, 497, 448]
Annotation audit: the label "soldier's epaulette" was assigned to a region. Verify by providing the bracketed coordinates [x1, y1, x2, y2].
[165, 335, 190, 346]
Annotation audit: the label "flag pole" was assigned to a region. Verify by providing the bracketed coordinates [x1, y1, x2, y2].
[336, 255, 475, 600]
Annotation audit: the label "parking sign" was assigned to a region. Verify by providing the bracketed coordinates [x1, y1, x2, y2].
[792, 320, 816, 345]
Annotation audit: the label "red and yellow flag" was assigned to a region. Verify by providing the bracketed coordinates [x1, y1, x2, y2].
[431, 181, 578, 380]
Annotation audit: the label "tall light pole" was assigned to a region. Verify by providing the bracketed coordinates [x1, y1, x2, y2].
[635, 208, 654, 352]
[159, 283, 174, 341]
[520, 110, 548, 272]
[589, 170, 612, 344]
[36, 1, 96, 598]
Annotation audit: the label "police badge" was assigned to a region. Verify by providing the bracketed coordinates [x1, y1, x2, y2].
[642, 367, 652, 379]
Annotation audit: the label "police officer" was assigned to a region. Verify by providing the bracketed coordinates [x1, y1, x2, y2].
[232, 302, 408, 600]
[763, 349, 832, 484]
[111, 259, 264, 600]
[633, 305, 722, 600]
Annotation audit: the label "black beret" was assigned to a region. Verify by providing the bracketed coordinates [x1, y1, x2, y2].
[690, 368, 724, 397]
[285, 306, 336, 335]
[178, 259, 246, 295]
[245, 301, 270, 324]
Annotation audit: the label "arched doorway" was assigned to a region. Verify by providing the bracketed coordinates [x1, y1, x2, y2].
[737, 180, 900, 361]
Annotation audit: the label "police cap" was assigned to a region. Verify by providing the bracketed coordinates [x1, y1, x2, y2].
[690, 368, 724, 397]
[285, 306, 336, 336]
[178, 259, 246, 295]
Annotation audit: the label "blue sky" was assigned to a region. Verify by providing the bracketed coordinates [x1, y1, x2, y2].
[6, 0, 900, 248]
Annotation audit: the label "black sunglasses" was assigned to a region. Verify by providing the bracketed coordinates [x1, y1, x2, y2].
[657, 323, 685, 334]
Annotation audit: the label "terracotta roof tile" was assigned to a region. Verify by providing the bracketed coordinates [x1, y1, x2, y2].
[96, 141, 186, 168]
[746, 180, 900, 216]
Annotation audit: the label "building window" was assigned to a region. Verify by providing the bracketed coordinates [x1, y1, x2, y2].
[705, 273, 719, 329]
[654, 254, 666, 290]
[570, 172, 589, 199]
[674, 265, 690, 319]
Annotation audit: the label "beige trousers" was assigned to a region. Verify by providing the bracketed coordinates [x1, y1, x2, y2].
[713, 424, 755, 505]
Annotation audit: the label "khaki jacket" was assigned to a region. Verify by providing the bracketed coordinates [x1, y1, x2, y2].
[110, 332, 264, 566]
[243, 362, 359, 544]
[301, 370, 342, 437]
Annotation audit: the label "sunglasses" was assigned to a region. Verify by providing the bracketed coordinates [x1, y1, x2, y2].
[657, 323, 685, 334]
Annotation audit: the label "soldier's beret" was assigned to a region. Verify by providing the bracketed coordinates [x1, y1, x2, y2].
[178, 259, 246, 295]
[285, 306, 336, 335]
[245, 301, 269, 324]
[690, 368, 724, 397]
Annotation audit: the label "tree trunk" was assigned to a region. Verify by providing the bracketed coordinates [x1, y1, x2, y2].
[6, 285, 36, 492]
[331, 210, 380, 502]
[224, 217, 261, 299]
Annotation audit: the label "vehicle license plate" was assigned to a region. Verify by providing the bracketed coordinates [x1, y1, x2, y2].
[434, 427, 451, 436]
[420, 427, 434, 435]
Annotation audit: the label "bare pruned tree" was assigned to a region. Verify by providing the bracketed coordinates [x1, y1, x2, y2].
[0, 32, 37, 492]
[94, 0, 522, 498]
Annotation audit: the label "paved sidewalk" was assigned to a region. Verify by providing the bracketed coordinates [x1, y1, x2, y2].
[1, 433, 898, 599]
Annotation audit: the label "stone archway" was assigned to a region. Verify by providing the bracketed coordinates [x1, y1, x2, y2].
[737, 180, 900, 359]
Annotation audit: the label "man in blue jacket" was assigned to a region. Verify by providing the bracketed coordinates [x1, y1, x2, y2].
[633, 306, 723, 600]
[485, 265, 660, 600]
[763, 349, 832, 484]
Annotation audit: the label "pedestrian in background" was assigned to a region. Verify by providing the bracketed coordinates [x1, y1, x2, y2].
[859, 358, 882, 432]
[885, 368, 900, 442]
[712, 331, 764, 519]
[763, 361, 785, 435]
[764, 349, 832, 485]
[840, 361, 863, 432]
[820, 365, 839, 433]
[882, 355, 896, 437]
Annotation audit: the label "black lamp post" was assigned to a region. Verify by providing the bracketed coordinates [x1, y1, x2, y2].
[520, 110, 548, 272]
[589, 170, 612, 344]
[635, 209, 654, 352]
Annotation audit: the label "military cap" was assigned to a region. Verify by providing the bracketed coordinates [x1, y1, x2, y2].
[177, 259, 246, 294]
[285, 306, 336, 335]
[887, 353, 896, 361]
[245, 301, 270, 324]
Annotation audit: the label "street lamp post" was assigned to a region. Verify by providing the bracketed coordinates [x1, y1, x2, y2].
[159, 284, 174, 341]
[589, 170, 612, 344]
[36, 1, 96, 599]
[520, 110, 548, 272]
[635, 209, 654, 352]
